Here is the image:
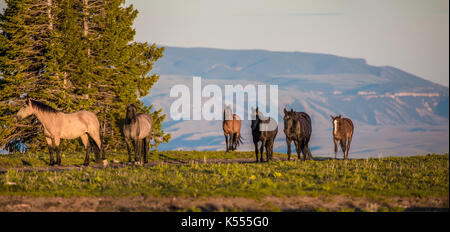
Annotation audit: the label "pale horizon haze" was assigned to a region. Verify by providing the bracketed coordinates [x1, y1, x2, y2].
[0, 0, 448, 86]
[127, 0, 449, 87]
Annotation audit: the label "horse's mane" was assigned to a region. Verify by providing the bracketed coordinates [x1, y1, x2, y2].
[223, 106, 233, 121]
[31, 100, 59, 114]
[256, 111, 270, 122]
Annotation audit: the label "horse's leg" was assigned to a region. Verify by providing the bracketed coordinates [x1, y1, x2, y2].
[270, 138, 276, 160]
[54, 137, 61, 165]
[268, 139, 275, 161]
[80, 134, 91, 166]
[235, 132, 240, 150]
[293, 140, 302, 161]
[91, 138, 101, 164]
[334, 138, 339, 159]
[267, 139, 273, 161]
[142, 138, 147, 164]
[301, 142, 312, 161]
[340, 139, 347, 160]
[268, 140, 273, 161]
[345, 136, 352, 160]
[224, 133, 229, 152]
[300, 141, 307, 161]
[306, 144, 313, 160]
[125, 137, 132, 163]
[229, 134, 234, 151]
[259, 140, 265, 162]
[229, 133, 233, 151]
[134, 139, 141, 163]
[138, 139, 142, 163]
[231, 133, 235, 151]
[140, 138, 145, 163]
[45, 137, 55, 166]
[143, 136, 151, 163]
[254, 140, 259, 162]
[234, 133, 239, 151]
[286, 138, 292, 161]
[264, 141, 270, 161]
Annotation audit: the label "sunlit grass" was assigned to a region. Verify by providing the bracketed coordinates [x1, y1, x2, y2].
[0, 150, 284, 168]
[0, 152, 447, 198]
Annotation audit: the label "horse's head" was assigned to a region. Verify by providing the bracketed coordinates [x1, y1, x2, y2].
[330, 114, 342, 131]
[250, 107, 261, 131]
[224, 105, 233, 121]
[283, 108, 296, 132]
[126, 104, 137, 123]
[17, 98, 34, 120]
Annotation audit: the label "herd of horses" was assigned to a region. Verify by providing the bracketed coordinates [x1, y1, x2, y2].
[17, 99, 152, 166]
[16, 98, 354, 166]
[223, 106, 354, 162]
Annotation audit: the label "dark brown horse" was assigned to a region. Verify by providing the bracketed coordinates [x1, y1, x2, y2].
[283, 108, 313, 161]
[251, 107, 278, 162]
[223, 105, 243, 152]
[330, 115, 354, 160]
[17, 99, 105, 166]
[123, 104, 153, 164]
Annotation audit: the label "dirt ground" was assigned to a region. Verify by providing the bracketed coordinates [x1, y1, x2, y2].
[0, 195, 448, 212]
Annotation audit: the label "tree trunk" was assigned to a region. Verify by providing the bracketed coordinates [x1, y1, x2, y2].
[83, 0, 90, 99]
[47, 0, 53, 30]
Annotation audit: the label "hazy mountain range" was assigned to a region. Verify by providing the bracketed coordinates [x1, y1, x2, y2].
[143, 46, 449, 158]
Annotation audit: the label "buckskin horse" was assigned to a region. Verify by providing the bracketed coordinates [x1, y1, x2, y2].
[16, 99, 105, 166]
[283, 108, 313, 161]
[251, 107, 278, 162]
[223, 105, 243, 152]
[330, 115, 354, 160]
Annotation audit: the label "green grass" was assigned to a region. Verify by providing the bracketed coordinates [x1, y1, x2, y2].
[0, 150, 279, 168]
[0, 152, 448, 198]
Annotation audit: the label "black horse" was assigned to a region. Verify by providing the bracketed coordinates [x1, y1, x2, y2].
[251, 107, 278, 162]
[283, 108, 313, 161]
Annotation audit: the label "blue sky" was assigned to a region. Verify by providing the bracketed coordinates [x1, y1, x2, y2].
[127, 0, 449, 87]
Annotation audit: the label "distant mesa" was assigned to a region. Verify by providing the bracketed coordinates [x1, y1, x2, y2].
[144, 46, 449, 156]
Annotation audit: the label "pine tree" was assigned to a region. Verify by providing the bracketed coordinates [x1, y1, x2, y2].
[0, 0, 63, 151]
[0, 0, 170, 152]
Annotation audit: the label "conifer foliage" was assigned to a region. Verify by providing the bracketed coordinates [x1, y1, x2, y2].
[0, 0, 170, 152]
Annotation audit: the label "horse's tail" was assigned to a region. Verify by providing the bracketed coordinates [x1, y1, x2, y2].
[90, 138, 101, 155]
[231, 133, 243, 149]
[237, 134, 244, 146]
[88, 135, 105, 161]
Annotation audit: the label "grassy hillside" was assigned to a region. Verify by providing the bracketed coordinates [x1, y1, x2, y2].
[0, 152, 447, 200]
